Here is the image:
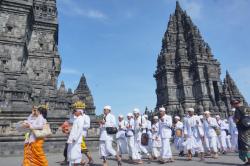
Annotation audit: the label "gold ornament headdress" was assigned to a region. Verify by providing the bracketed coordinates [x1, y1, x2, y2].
[38, 104, 49, 111]
[73, 101, 86, 110]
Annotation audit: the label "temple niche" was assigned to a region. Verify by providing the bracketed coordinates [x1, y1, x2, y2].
[0, 0, 98, 155]
[154, 2, 248, 117]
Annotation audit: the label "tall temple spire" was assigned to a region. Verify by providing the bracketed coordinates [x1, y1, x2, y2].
[154, 1, 230, 115]
[175, 1, 184, 14]
[74, 73, 95, 117]
[75, 74, 89, 92]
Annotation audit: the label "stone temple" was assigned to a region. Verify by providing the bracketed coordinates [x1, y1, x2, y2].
[154, 2, 248, 117]
[0, 0, 98, 155]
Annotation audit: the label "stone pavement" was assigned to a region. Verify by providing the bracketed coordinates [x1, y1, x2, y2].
[0, 151, 244, 166]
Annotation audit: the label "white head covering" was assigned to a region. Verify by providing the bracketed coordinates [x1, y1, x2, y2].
[133, 108, 140, 114]
[174, 116, 180, 120]
[104, 105, 111, 110]
[187, 108, 194, 112]
[75, 109, 83, 114]
[127, 113, 133, 117]
[204, 111, 210, 114]
[144, 115, 148, 118]
[231, 108, 236, 112]
[159, 107, 166, 112]
[153, 116, 158, 120]
[118, 114, 124, 118]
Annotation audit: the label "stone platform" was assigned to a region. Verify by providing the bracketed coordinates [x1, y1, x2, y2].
[0, 134, 100, 156]
[0, 150, 244, 166]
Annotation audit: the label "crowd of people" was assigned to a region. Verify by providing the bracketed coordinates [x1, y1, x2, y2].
[19, 99, 249, 166]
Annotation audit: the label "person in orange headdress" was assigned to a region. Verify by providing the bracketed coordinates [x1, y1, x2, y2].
[22, 105, 49, 166]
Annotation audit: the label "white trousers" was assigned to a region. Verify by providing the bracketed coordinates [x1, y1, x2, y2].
[204, 136, 211, 152]
[226, 135, 232, 149]
[160, 138, 172, 159]
[99, 140, 116, 157]
[174, 137, 184, 152]
[127, 136, 141, 160]
[219, 130, 227, 150]
[67, 143, 82, 165]
[117, 137, 128, 154]
[152, 147, 160, 158]
[231, 134, 238, 151]
[135, 132, 149, 155]
[183, 136, 204, 154]
[209, 136, 218, 153]
[217, 136, 221, 149]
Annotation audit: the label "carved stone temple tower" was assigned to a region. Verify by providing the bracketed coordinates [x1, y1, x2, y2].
[0, 0, 98, 155]
[154, 2, 247, 116]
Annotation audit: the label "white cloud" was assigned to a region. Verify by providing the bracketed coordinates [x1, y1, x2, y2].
[61, 68, 81, 75]
[59, 0, 107, 20]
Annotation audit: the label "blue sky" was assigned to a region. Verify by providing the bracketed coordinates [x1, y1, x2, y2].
[57, 0, 250, 117]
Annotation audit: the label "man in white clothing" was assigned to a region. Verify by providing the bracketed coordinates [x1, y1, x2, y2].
[157, 107, 173, 163]
[174, 116, 184, 156]
[216, 115, 228, 154]
[223, 119, 232, 151]
[203, 111, 219, 159]
[144, 115, 152, 153]
[126, 113, 143, 164]
[80, 106, 93, 164]
[133, 108, 151, 162]
[99, 105, 121, 166]
[67, 109, 84, 166]
[151, 116, 161, 159]
[228, 108, 238, 152]
[116, 115, 128, 157]
[183, 108, 205, 161]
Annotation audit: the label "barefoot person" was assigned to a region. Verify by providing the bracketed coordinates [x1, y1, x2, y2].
[99, 105, 122, 166]
[67, 106, 84, 166]
[203, 111, 219, 159]
[74, 101, 94, 165]
[116, 115, 128, 158]
[174, 116, 184, 157]
[183, 108, 205, 161]
[158, 107, 174, 163]
[22, 105, 49, 166]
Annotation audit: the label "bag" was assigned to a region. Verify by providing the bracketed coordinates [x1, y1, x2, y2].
[106, 127, 118, 135]
[141, 133, 149, 146]
[241, 116, 250, 128]
[175, 129, 182, 137]
[215, 128, 221, 136]
[32, 123, 52, 138]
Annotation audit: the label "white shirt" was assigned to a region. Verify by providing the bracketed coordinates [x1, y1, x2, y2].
[134, 115, 147, 133]
[203, 117, 218, 138]
[116, 119, 127, 139]
[158, 114, 172, 139]
[151, 122, 160, 140]
[175, 121, 183, 130]
[228, 116, 238, 135]
[184, 115, 204, 138]
[67, 115, 84, 144]
[126, 118, 135, 137]
[27, 114, 47, 143]
[82, 114, 90, 137]
[99, 113, 116, 141]
[217, 119, 227, 130]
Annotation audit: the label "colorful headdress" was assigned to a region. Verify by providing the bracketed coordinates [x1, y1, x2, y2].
[73, 101, 86, 110]
[38, 104, 49, 111]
